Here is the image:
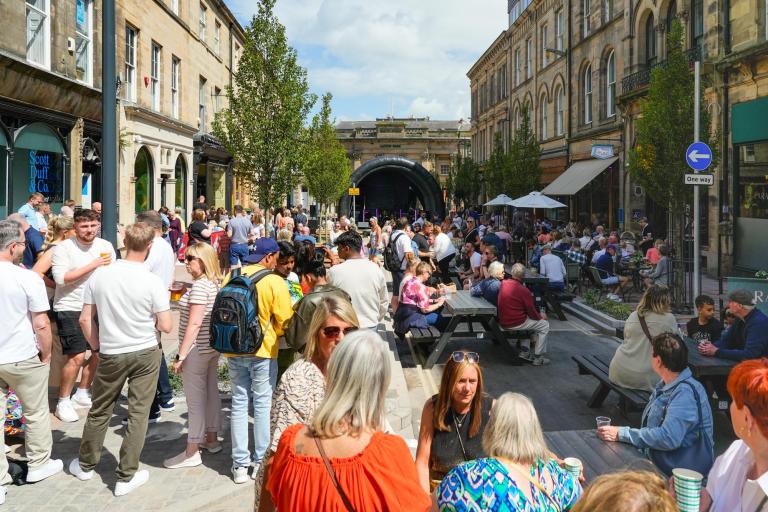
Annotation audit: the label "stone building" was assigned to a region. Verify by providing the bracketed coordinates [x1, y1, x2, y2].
[116, 0, 245, 225]
[335, 117, 470, 221]
[0, 0, 103, 217]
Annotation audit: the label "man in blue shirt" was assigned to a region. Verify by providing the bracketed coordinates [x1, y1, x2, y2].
[699, 289, 768, 361]
[17, 192, 44, 230]
[227, 205, 254, 268]
[7, 214, 43, 268]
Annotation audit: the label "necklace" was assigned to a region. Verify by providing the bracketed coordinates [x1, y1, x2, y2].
[453, 409, 470, 429]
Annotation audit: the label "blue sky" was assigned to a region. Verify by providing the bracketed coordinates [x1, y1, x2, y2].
[228, 0, 507, 122]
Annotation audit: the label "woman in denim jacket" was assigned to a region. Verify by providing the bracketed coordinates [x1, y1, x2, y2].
[598, 333, 714, 473]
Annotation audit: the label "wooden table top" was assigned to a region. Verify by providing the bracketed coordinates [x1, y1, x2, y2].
[444, 290, 496, 316]
[684, 338, 737, 378]
[544, 430, 655, 481]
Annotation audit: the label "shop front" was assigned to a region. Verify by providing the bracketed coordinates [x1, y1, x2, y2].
[9, 122, 67, 214]
[194, 133, 233, 211]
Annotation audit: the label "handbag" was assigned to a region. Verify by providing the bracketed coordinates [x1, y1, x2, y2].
[638, 314, 653, 343]
[644, 379, 714, 477]
[314, 436, 356, 512]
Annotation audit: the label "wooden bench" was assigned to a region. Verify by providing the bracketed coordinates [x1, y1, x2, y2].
[572, 354, 651, 415]
[409, 322, 486, 345]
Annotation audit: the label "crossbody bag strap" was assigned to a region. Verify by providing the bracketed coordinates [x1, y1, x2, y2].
[314, 437, 356, 512]
[638, 314, 653, 343]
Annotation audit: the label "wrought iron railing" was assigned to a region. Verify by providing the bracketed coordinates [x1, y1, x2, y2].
[620, 46, 701, 96]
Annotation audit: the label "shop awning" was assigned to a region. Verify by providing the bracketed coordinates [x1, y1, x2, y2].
[541, 157, 618, 196]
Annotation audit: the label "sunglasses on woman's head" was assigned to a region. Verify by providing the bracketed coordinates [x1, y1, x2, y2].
[321, 326, 358, 338]
[451, 351, 479, 364]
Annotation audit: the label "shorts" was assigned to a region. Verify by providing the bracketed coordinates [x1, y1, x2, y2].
[55, 310, 89, 355]
[369, 247, 379, 257]
[601, 276, 619, 286]
[229, 243, 249, 265]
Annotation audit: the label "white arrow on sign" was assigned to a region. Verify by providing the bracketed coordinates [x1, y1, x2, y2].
[688, 150, 711, 163]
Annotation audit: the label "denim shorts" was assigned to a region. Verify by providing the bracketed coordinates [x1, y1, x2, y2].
[229, 243, 250, 265]
[601, 276, 619, 286]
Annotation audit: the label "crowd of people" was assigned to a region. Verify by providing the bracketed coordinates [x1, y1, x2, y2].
[2, 196, 768, 511]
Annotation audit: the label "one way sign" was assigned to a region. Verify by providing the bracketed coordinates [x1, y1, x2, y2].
[686, 142, 713, 172]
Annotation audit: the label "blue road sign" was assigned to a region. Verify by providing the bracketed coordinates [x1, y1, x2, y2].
[686, 142, 713, 172]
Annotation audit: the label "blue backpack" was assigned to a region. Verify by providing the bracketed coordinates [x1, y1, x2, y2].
[210, 269, 273, 354]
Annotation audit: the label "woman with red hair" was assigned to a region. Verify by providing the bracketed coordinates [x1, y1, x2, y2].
[701, 358, 768, 511]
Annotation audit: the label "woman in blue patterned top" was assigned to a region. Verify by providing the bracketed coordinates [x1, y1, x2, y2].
[437, 392, 581, 511]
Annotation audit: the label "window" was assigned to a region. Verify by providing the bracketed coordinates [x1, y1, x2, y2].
[541, 25, 548, 68]
[213, 87, 221, 113]
[742, 144, 756, 162]
[606, 50, 616, 117]
[214, 20, 221, 55]
[26, 0, 50, 68]
[526, 39, 532, 79]
[645, 15, 657, 66]
[171, 0, 179, 15]
[583, 65, 593, 124]
[199, 77, 207, 132]
[540, 99, 548, 140]
[199, 3, 207, 41]
[555, 10, 564, 51]
[151, 43, 161, 111]
[514, 48, 521, 86]
[603, 0, 612, 24]
[583, 0, 591, 38]
[515, 108, 521, 131]
[666, 0, 677, 33]
[556, 87, 564, 136]
[124, 26, 137, 102]
[440, 164, 450, 176]
[233, 41, 241, 71]
[75, 0, 92, 84]
[171, 57, 180, 119]
[692, 0, 704, 50]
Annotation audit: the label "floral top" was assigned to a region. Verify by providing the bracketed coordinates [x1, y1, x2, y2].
[437, 457, 581, 512]
[400, 275, 431, 310]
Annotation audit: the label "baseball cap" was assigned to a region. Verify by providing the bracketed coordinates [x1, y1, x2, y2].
[244, 238, 279, 264]
[728, 289, 755, 307]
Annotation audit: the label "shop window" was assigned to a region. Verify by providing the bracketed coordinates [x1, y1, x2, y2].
[134, 147, 153, 213]
[12, 123, 65, 212]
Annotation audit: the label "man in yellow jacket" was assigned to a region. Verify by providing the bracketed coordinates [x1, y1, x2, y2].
[223, 237, 293, 484]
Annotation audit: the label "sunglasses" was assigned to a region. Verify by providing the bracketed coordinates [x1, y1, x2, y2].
[451, 351, 480, 364]
[185, 255, 198, 262]
[321, 326, 358, 338]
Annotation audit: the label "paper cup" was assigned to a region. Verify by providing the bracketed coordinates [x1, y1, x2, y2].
[563, 457, 582, 480]
[672, 468, 703, 512]
[596, 416, 611, 428]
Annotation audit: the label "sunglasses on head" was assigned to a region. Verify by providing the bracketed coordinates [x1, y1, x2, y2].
[451, 351, 479, 364]
[321, 326, 358, 338]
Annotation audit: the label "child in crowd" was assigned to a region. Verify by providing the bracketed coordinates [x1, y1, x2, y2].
[686, 294, 724, 344]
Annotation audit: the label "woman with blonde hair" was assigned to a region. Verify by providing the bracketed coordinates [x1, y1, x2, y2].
[33, 216, 75, 294]
[368, 216, 382, 263]
[262, 331, 430, 511]
[438, 392, 581, 510]
[609, 285, 678, 392]
[572, 470, 676, 512]
[255, 296, 359, 504]
[164, 242, 223, 469]
[415, 350, 492, 492]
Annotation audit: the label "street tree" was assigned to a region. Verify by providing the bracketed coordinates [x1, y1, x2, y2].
[506, 106, 542, 199]
[213, 0, 316, 208]
[485, 133, 510, 198]
[453, 152, 480, 208]
[300, 93, 350, 227]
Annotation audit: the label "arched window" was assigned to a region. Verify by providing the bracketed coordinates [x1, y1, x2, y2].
[555, 86, 564, 136]
[540, 97, 548, 140]
[583, 65, 593, 124]
[174, 154, 187, 211]
[606, 50, 616, 117]
[514, 108, 521, 131]
[645, 15, 657, 66]
[666, 0, 677, 33]
[134, 146, 153, 213]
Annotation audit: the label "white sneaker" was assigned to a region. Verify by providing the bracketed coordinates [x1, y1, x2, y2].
[532, 356, 551, 366]
[26, 459, 63, 482]
[163, 451, 202, 469]
[55, 400, 80, 423]
[72, 392, 92, 408]
[114, 470, 149, 497]
[232, 465, 249, 484]
[68, 458, 94, 481]
[199, 441, 222, 454]
[518, 350, 534, 362]
[250, 463, 261, 480]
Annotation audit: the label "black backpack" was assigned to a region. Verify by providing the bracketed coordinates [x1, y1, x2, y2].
[210, 268, 272, 354]
[383, 233, 405, 272]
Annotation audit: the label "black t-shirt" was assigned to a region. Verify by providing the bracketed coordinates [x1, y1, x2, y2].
[188, 220, 211, 243]
[464, 228, 479, 247]
[686, 317, 723, 344]
[412, 233, 431, 261]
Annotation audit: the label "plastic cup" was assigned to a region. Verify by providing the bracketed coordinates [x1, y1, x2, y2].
[596, 416, 611, 428]
[563, 457, 582, 480]
[99, 252, 110, 259]
[672, 468, 703, 512]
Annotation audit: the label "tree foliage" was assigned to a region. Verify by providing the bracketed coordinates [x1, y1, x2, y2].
[213, 0, 316, 208]
[485, 133, 510, 198]
[453, 153, 480, 207]
[300, 93, 350, 216]
[506, 107, 542, 198]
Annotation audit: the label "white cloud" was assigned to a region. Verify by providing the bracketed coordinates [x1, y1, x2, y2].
[228, 0, 507, 120]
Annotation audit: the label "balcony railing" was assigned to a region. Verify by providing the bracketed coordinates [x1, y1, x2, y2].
[620, 46, 701, 96]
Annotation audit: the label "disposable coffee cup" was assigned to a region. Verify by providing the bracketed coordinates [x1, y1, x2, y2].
[563, 457, 582, 480]
[672, 468, 703, 512]
[596, 416, 611, 428]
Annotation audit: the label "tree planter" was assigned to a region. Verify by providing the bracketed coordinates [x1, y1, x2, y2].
[563, 299, 626, 339]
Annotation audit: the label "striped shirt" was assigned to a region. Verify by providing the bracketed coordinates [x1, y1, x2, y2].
[178, 277, 219, 354]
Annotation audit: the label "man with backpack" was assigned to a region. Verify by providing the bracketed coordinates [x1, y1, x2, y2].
[386, 217, 414, 312]
[217, 237, 293, 484]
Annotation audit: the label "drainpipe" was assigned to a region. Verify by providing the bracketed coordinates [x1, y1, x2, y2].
[566, 0, 573, 215]
[718, 0, 731, 293]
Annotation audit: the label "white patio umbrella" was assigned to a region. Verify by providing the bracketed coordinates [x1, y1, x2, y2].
[510, 191, 567, 209]
[484, 194, 516, 207]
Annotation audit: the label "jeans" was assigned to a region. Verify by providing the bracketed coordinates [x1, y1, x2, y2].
[150, 353, 173, 415]
[228, 355, 277, 468]
[229, 243, 249, 265]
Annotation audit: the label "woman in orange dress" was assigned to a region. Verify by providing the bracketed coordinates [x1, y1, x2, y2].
[261, 330, 431, 512]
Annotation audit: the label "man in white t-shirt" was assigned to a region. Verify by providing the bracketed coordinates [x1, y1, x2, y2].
[69, 222, 172, 497]
[329, 231, 388, 329]
[459, 242, 482, 287]
[0, 220, 62, 505]
[137, 210, 176, 422]
[539, 244, 567, 291]
[390, 217, 414, 311]
[51, 209, 115, 423]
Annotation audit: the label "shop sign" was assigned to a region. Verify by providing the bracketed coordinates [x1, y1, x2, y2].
[591, 145, 614, 159]
[28, 150, 63, 202]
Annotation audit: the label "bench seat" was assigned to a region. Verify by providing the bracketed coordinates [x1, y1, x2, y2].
[572, 354, 651, 414]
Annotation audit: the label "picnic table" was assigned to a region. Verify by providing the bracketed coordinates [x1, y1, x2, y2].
[544, 430, 653, 481]
[424, 291, 509, 369]
[684, 337, 736, 411]
[523, 274, 567, 321]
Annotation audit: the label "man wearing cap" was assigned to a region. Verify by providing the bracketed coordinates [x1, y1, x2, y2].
[221, 238, 293, 484]
[699, 289, 768, 361]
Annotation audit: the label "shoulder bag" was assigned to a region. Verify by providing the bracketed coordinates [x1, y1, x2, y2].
[315, 437, 356, 512]
[638, 314, 654, 343]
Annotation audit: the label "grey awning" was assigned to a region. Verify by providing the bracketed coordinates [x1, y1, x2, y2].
[542, 157, 618, 195]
